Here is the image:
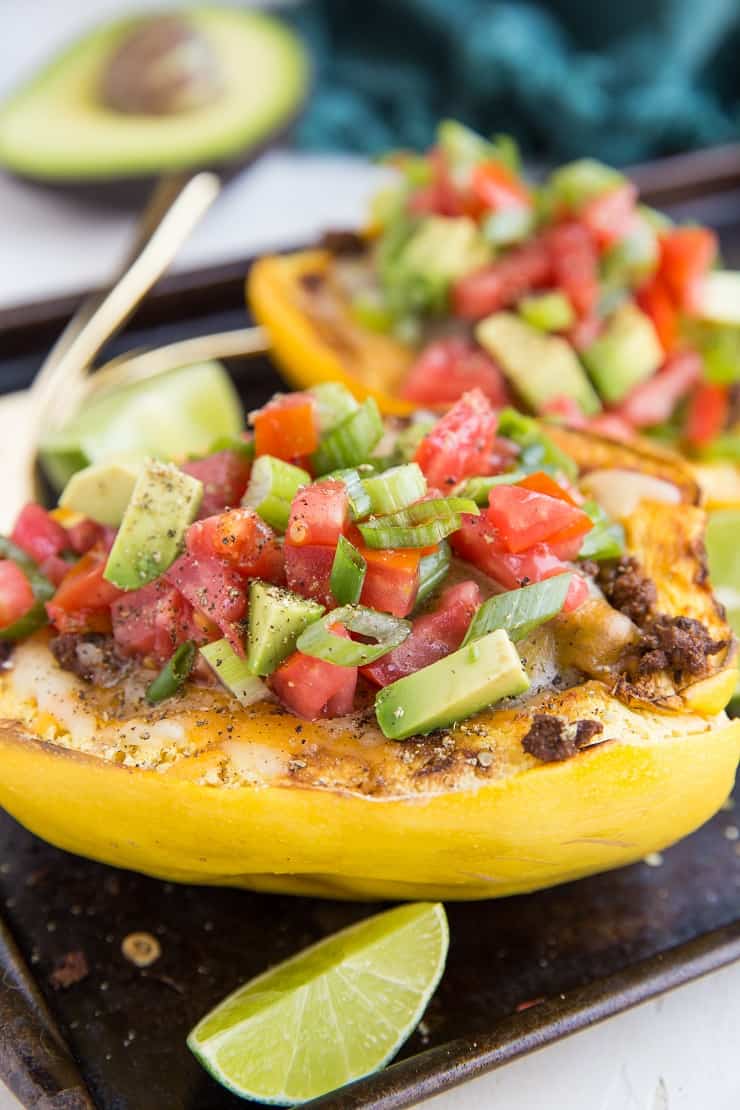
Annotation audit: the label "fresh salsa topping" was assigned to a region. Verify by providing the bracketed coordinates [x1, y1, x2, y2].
[0, 379, 672, 738]
[334, 120, 740, 461]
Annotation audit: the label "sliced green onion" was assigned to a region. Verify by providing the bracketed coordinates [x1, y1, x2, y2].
[330, 536, 367, 606]
[200, 638, 268, 705]
[578, 500, 625, 561]
[518, 291, 575, 332]
[415, 541, 451, 608]
[312, 398, 384, 475]
[204, 435, 254, 460]
[358, 497, 478, 549]
[296, 605, 411, 667]
[483, 205, 534, 247]
[699, 433, 740, 461]
[308, 382, 360, 432]
[454, 471, 527, 506]
[547, 158, 626, 209]
[394, 419, 436, 462]
[243, 455, 309, 532]
[497, 408, 578, 479]
[326, 467, 374, 520]
[350, 292, 394, 334]
[0, 537, 55, 641]
[462, 575, 572, 647]
[362, 464, 427, 515]
[146, 641, 197, 705]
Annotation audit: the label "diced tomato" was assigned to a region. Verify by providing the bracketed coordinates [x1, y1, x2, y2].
[284, 544, 336, 608]
[452, 240, 552, 319]
[451, 514, 571, 588]
[187, 508, 284, 583]
[566, 311, 602, 352]
[65, 518, 105, 556]
[408, 147, 466, 217]
[684, 383, 729, 448]
[469, 161, 532, 214]
[272, 628, 358, 720]
[165, 554, 247, 650]
[400, 337, 509, 408]
[181, 450, 252, 518]
[47, 550, 123, 634]
[546, 221, 599, 318]
[659, 226, 717, 311]
[112, 580, 201, 661]
[39, 555, 72, 588]
[587, 413, 633, 441]
[362, 580, 481, 686]
[617, 350, 702, 429]
[359, 546, 421, 618]
[541, 396, 588, 429]
[414, 389, 498, 488]
[487, 486, 592, 554]
[517, 471, 581, 506]
[252, 393, 319, 461]
[0, 561, 35, 629]
[11, 504, 68, 564]
[562, 573, 590, 612]
[636, 275, 678, 353]
[580, 184, 637, 250]
[286, 480, 349, 547]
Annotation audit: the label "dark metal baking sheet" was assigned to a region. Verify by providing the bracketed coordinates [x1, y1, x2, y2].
[1, 160, 740, 1108]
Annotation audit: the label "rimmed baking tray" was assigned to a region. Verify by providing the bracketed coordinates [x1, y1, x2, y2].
[1, 151, 739, 1109]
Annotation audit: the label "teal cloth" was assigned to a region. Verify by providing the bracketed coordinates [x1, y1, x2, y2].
[288, 0, 740, 163]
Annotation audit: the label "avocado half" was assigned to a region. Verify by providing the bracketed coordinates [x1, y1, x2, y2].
[0, 7, 309, 182]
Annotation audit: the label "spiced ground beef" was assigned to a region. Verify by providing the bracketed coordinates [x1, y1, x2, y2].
[632, 615, 726, 678]
[51, 633, 131, 687]
[598, 556, 657, 625]
[522, 715, 604, 763]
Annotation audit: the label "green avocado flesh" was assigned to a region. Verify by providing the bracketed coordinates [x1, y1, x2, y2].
[60, 460, 140, 526]
[39, 361, 242, 492]
[375, 628, 530, 740]
[104, 459, 202, 590]
[0, 8, 308, 180]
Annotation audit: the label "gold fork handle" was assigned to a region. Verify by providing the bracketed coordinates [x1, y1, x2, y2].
[32, 170, 221, 435]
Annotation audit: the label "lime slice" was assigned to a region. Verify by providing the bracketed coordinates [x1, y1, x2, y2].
[706, 508, 740, 699]
[188, 902, 448, 1105]
[39, 361, 243, 491]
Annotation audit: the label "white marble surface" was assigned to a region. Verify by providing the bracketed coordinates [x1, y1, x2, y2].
[1, 3, 739, 1108]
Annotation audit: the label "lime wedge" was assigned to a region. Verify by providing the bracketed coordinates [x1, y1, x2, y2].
[706, 508, 740, 699]
[39, 361, 243, 491]
[188, 902, 448, 1105]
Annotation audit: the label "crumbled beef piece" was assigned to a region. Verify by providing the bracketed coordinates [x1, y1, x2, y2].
[49, 950, 89, 990]
[299, 271, 325, 293]
[319, 229, 366, 256]
[50, 633, 130, 688]
[598, 556, 657, 625]
[634, 615, 726, 677]
[522, 714, 604, 763]
[579, 560, 600, 579]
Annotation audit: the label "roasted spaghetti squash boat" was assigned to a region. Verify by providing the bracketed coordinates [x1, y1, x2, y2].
[0, 383, 737, 900]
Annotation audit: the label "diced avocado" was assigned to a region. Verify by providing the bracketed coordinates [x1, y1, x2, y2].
[517, 291, 575, 332]
[401, 217, 491, 285]
[476, 312, 601, 416]
[692, 271, 740, 327]
[103, 460, 202, 590]
[40, 361, 242, 492]
[0, 9, 308, 181]
[601, 217, 658, 290]
[246, 581, 324, 676]
[436, 120, 521, 174]
[60, 460, 140, 526]
[583, 303, 663, 404]
[375, 628, 530, 740]
[547, 158, 626, 208]
[383, 216, 491, 317]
